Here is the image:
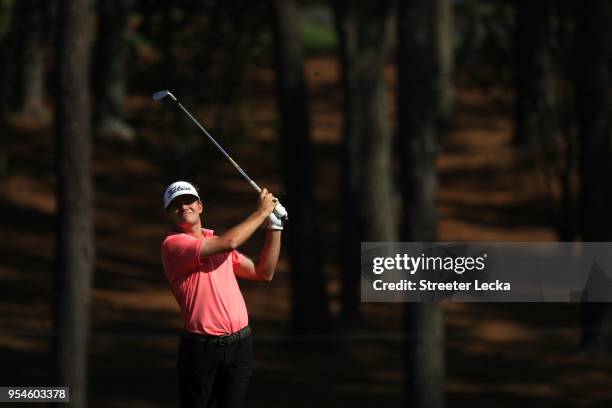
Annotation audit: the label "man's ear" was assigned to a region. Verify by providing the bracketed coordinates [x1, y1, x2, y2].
[197, 200, 204, 214]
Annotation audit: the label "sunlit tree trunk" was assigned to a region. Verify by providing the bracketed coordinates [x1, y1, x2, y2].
[52, 0, 95, 406]
[93, 0, 133, 140]
[12, 0, 49, 119]
[332, 0, 397, 321]
[433, 0, 453, 128]
[271, 0, 330, 333]
[398, 0, 445, 406]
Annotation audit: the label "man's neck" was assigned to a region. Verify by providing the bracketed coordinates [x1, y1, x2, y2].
[178, 223, 204, 238]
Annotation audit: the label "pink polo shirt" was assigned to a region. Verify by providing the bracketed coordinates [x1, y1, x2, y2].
[161, 228, 249, 336]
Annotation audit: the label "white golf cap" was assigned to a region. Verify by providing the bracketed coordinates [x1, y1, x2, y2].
[163, 181, 200, 209]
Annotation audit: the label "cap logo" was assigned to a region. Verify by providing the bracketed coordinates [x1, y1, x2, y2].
[167, 185, 193, 198]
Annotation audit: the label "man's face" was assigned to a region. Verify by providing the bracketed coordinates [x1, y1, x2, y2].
[167, 194, 203, 229]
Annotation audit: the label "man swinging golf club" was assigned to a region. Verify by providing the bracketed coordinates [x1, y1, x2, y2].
[161, 180, 284, 408]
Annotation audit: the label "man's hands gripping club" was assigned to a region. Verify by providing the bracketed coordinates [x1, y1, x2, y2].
[258, 189, 285, 231]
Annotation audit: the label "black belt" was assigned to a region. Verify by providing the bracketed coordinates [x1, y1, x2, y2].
[182, 325, 251, 346]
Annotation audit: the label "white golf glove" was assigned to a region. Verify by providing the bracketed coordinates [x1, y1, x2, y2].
[267, 212, 284, 230]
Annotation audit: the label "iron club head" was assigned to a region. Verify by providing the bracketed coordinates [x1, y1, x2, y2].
[152, 90, 177, 101]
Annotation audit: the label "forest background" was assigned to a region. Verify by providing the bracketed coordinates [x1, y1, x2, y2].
[1, 0, 612, 407]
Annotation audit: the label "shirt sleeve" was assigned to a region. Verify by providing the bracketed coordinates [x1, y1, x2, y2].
[161, 235, 203, 282]
[231, 250, 248, 269]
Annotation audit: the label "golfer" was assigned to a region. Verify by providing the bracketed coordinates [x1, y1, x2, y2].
[160, 180, 284, 408]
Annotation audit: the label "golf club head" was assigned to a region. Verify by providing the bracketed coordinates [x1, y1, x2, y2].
[152, 90, 177, 102]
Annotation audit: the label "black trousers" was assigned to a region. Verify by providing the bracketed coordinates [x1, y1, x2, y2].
[178, 332, 253, 408]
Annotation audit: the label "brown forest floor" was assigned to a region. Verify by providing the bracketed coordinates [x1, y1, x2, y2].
[1, 56, 611, 407]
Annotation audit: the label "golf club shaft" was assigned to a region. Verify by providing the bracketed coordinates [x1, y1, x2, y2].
[175, 101, 262, 193]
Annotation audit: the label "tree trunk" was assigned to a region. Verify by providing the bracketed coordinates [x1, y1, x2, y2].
[514, 0, 555, 147]
[332, 0, 397, 321]
[398, 0, 438, 243]
[433, 0, 453, 128]
[398, 0, 445, 407]
[271, 0, 330, 333]
[332, 0, 361, 322]
[12, 0, 49, 120]
[0, 0, 13, 176]
[52, 0, 95, 406]
[93, 0, 133, 141]
[576, 0, 612, 357]
[404, 303, 445, 408]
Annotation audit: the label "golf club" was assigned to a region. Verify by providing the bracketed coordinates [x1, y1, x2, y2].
[153, 90, 288, 222]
